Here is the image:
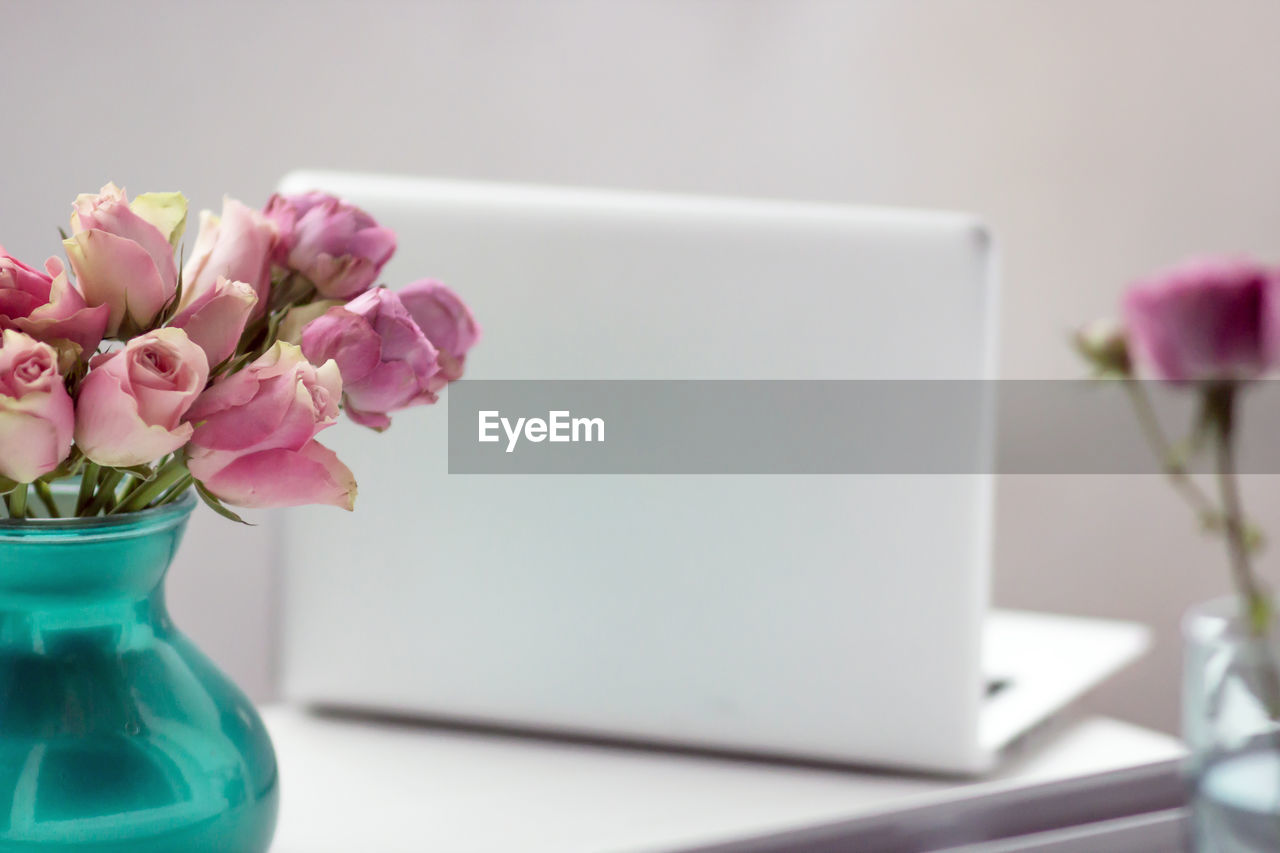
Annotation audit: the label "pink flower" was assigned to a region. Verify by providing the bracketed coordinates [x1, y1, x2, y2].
[0, 330, 74, 483]
[300, 288, 439, 430]
[183, 198, 278, 318]
[171, 276, 258, 367]
[185, 342, 356, 510]
[278, 299, 343, 345]
[398, 279, 479, 392]
[1123, 256, 1280, 383]
[63, 183, 179, 336]
[0, 249, 108, 355]
[74, 328, 209, 467]
[264, 192, 396, 299]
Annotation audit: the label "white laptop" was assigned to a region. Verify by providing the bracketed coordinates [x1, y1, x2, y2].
[275, 171, 1148, 775]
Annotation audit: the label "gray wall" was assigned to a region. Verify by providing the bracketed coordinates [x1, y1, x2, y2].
[7, 0, 1280, 734]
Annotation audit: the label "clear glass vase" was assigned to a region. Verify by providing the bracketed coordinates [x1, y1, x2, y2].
[0, 491, 278, 852]
[1185, 597, 1280, 852]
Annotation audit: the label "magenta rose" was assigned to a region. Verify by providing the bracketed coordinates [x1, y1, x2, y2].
[183, 198, 278, 318]
[63, 183, 179, 335]
[398, 279, 479, 392]
[300, 287, 439, 430]
[1123, 256, 1280, 383]
[171, 276, 258, 367]
[264, 192, 396, 299]
[74, 328, 209, 467]
[0, 250, 108, 355]
[0, 330, 74, 483]
[185, 342, 356, 510]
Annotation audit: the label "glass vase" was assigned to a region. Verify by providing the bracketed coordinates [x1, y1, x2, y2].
[1185, 596, 1280, 852]
[0, 491, 277, 852]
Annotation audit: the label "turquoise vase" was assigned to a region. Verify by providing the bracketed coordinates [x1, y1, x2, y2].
[0, 492, 278, 852]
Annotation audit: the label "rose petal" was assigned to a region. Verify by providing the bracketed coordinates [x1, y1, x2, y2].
[64, 230, 171, 334]
[189, 439, 356, 509]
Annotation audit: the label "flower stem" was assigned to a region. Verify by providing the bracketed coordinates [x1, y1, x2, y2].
[6, 484, 28, 519]
[115, 460, 190, 514]
[76, 462, 100, 515]
[33, 481, 59, 518]
[157, 474, 194, 505]
[1208, 385, 1280, 721]
[1210, 389, 1270, 624]
[84, 470, 124, 516]
[1209, 388, 1280, 836]
[1123, 380, 1218, 522]
[114, 474, 141, 506]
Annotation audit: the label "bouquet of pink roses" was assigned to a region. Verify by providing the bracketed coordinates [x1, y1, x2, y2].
[0, 184, 478, 521]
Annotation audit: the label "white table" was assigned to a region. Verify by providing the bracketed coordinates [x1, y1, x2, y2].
[264, 707, 1188, 852]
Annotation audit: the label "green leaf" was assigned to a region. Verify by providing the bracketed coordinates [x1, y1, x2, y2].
[115, 313, 146, 341]
[193, 480, 253, 525]
[114, 464, 157, 482]
[215, 350, 254, 379]
[263, 307, 286, 350]
[0, 475, 19, 496]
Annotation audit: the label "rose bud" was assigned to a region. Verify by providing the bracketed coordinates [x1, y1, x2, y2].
[1073, 318, 1131, 378]
[74, 328, 209, 467]
[183, 198, 278, 317]
[63, 183, 182, 336]
[0, 250, 109, 355]
[300, 288, 439, 431]
[398, 279, 479, 392]
[127, 191, 189, 249]
[0, 330, 74, 483]
[171, 276, 258, 367]
[185, 342, 356, 510]
[264, 192, 396, 299]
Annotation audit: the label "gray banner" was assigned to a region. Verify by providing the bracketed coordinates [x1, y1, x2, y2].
[445, 380, 1280, 474]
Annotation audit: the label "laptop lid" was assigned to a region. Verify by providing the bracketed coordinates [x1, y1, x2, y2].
[277, 172, 998, 773]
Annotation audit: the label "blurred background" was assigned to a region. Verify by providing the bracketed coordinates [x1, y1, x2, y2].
[6, 0, 1280, 734]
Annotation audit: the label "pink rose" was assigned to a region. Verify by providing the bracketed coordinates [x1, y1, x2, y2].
[183, 198, 278, 318]
[278, 299, 343, 345]
[63, 183, 179, 336]
[0, 330, 74, 483]
[300, 288, 439, 430]
[185, 342, 355, 509]
[0, 249, 108, 355]
[75, 328, 209, 467]
[1123, 256, 1280, 383]
[264, 192, 396, 299]
[398, 279, 479, 392]
[171, 276, 258, 367]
